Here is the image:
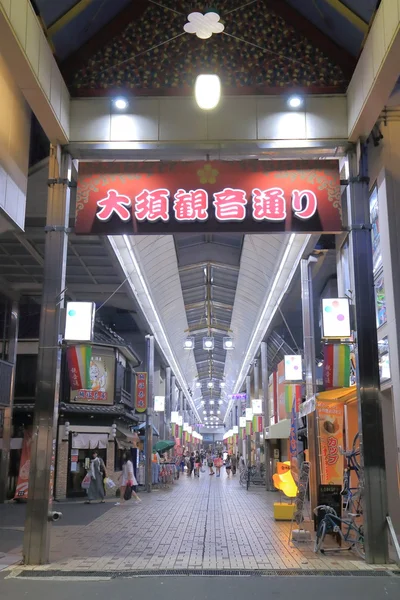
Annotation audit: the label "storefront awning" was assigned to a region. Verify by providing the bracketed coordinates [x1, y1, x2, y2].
[317, 386, 357, 403]
[133, 422, 159, 436]
[116, 424, 139, 449]
[266, 419, 291, 440]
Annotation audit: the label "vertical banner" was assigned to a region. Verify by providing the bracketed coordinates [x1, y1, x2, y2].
[284, 384, 302, 416]
[277, 360, 286, 421]
[246, 420, 253, 436]
[289, 399, 299, 483]
[135, 372, 148, 412]
[66, 345, 91, 390]
[252, 415, 263, 433]
[317, 401, 344, 485]
[13, 429, 33, 500]
[323, 344, 351, 389]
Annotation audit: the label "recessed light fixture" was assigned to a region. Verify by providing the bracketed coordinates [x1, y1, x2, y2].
[210, 410, 214, 415]
[203, 410, 207, 414]
[195, 381, 202, 388]
[210, 400, 214, 405]
[114, 97, 128, 110]
[220, 381, 226, 388]
[317, 360, 324, 367]
[203, 337, 214, 350]
[218, 400, 223, 405]
[287, 95, 303, 109]
[223, 337, 234, 350]
[207, 381, 214, 389]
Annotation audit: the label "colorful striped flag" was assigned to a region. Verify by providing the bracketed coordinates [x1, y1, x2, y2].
[252, 415, 264, 433]
[66, 345, 92, 390]
[284, 384, 302, 414]
[323, 344, 351, 389]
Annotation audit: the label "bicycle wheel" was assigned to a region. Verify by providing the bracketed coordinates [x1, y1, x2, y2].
[353, 526, 366, 560]
[314, 520, 326, 553]
[352, 433, 361, 469]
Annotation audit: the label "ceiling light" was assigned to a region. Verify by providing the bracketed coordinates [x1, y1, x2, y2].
[195, 74, 221, 110]
[220, 381, 226, 388]
[210, 410, 214, 415]
[223, 337, 234, 350]
[317, 360, 324, 367]
[218, 400, 223, 405]
[195, 382, 202, 388]
[288, 95, 303, 109]
[184, 337, 195, 350]
[207, 381, 214, 389]
[210, 400, 214, 405]
[203, 410, 207, 414]
[217, 410, 221, 414]
[203, 337, 214, 350]
[114, 97, 128, 110]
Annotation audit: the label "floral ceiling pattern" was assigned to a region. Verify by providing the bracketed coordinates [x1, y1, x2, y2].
[67, 0, 350, 95]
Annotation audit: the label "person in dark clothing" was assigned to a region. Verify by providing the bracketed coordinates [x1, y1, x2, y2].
[189, 452, 195, 477]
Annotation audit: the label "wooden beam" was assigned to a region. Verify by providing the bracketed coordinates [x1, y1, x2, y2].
[48, 0, 93, 38]
[324, 0, 368, 33]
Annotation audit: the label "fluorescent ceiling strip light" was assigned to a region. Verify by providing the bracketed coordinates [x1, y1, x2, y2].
[108, 235, 201, 421]
[226, 233, 310, 420]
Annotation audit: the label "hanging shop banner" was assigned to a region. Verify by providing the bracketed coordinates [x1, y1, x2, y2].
[323, 344, 351, 389]
[284, 355, 303, 381]
[252, 415, 264, 433]
[321, 298, 351, 339]
[239, 416, 246, 428]
[14, 428, 33, 500]
[76, 160, 341, 236]
[277, 360, 286, 421]
[69, 345, 115, 405]
[154, 395, 165, 412]
[135, 372, 148, 412]
[278, 362, 302, 421]
[252, 398, 263, 415]
[317, 400, 344, 485]
[268, 372, 277, 425]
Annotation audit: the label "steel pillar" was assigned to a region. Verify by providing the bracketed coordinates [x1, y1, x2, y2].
[246, 375, 251, 468]
[171, 375, 176, 410]
[348, 150, 388, 563]
[0, 301, 19, 503]
[300, 257, 320, 513]
[261, 341, 272, 491]
[165, 366, 171, 438]
[145, 335, 154, 493]
[23, 146, 71, 564]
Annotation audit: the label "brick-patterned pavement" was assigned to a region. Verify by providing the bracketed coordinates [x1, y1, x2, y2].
[7, 473, 395, 572]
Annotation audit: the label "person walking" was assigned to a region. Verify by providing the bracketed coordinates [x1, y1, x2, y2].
[214, 453, 223, 477]
[225, 454, 232, 478]
[194, 451, 201, 477]
[231, 453, 237, 475]
[116, 452, 141, 505]
[85, 451, 106, 504]
[207, 452, 215, 475]
[189, 452, 195, 477]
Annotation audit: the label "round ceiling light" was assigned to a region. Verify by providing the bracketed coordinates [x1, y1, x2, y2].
[114, 97, 128, 110]
[195, 74, 221, 110]
[288, 95, 303, 108]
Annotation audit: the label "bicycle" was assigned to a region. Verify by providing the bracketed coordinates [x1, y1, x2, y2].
[314, 505, 365, 559]
[339, 432, 364, 515]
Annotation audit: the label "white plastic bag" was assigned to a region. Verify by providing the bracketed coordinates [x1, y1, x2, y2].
[104, 477, 116, 489]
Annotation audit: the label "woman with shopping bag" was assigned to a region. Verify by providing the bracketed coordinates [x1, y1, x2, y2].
[84, 451, 106, 504]
[115, 452, 141, 505]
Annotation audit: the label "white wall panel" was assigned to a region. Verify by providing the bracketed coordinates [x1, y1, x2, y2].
[10, 0, 27, 47]
[383, 0, 398, 46]
[25, 5, 40, 74]
[0, 0, 11, 17]
[110, 98, 159, 141]
[38, 35, 52, 99]
[207, 97, 257, 140]
[306, 97, 347, 139]
[159, 98, 207, 141]
[50, 61, 62, 120]
[70, 98, 110, 141]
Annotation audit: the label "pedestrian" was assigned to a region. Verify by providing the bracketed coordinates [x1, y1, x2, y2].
[207, 452, 215, 475]
[214, 453, 223, 477]
[180, 454, 185, 473]
[239, 453, 246, 472]
[85, 450, 106, 504]
[231, 453, 237, 475]
[189, 452, 195, 477]
[225, 454, 232, 477]
[116, 452, 141, 505]
[194, 451, 202, 477]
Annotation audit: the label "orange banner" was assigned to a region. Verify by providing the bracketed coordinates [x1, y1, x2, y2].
[317, 401, 344, 485]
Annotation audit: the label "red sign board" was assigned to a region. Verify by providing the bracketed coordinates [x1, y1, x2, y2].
[135, 372, 148, 413]
[76, 160, 342, 235]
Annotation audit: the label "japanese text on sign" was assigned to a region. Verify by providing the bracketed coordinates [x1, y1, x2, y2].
[96, 187, 318, 224]
[135, 372, 148, 413]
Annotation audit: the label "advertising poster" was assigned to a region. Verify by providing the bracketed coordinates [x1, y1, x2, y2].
[375, 272, 386, 328]
[13, 429, 33, 500]
[277, 360, 286, 421]
[69, 345, 115, 405]
[316, 401, 344, 485]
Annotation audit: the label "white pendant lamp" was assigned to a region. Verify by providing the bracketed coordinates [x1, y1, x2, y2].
[195, 74, 221, 110]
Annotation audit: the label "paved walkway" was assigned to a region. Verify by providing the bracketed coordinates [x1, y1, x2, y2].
[3, 473, 396, 573]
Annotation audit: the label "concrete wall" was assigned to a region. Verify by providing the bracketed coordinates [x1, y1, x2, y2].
[0, 55, 30, 231]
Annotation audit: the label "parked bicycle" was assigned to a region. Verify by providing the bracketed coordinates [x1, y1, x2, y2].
[239, 464, 265, 489]
[339, 432, 364, 515]
[314, 504, 365, 559]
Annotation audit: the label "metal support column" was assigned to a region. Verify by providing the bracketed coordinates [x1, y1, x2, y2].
[0, 301, 19, 503]
[253, 359, 261, 462]
[145, 335, 154, 493]
[300, 256, 319, 513]
[348, 150, 388, 563]
[23, 146, 71, 565]
[246, 375, 251, 468]
[165, 366, 171, 439]
[261, 341, 272, 491]
[171, 375, 176, 411]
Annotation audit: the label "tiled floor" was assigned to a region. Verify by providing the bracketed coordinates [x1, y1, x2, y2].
[14, 470, 391, 572]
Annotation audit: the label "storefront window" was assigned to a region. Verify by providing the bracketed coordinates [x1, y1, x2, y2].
[378, 337, 390, 383]
[369, 187, 382, 274]
[375, 270, 387, 328]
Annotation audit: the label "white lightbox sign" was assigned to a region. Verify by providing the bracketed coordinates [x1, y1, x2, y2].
[284, 355, 302, 381]
[154, 396, 165, 412]
[322, 298, 351, 339]
[239, 416, 246, 428]
[170, 411, 179, 423]
[177, 415, 183, 426]
[233, 425, 239, 434]
[245, 408, 253, 421]
[252, 399, 263, 414]
[64, 302, 95, 341]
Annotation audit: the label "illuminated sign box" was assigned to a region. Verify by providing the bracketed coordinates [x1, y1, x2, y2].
[154, 396, 165, 412]
[284, 355, 302, 381]
[245, 408, 253, 421]
[252, 399, 263, 414]
[322, 298, 351, 339]
[64, 302, 95, 342]
[239, 416, 246, 428]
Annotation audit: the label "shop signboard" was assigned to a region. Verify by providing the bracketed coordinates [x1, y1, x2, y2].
[68, 345, 115, 405]
[284, 355, 303, 381]
[75, 160, 342, 236]
[64, 302, 95, 342]
[154, 395, 165, 412]
[316, 400, 344, 485]
[323, 344, 351, 389]
[316, 484, 342, 527]
[268, 372, 277, 425]
[252, 398, 263, 414]
[239, 416, 246, 428]
[321, 298, 351, 339]
[230, 393, 246, 400]
[135, 372, 148, 412]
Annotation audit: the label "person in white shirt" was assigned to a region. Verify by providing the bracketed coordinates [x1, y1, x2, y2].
[116, 452, 141, 505]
